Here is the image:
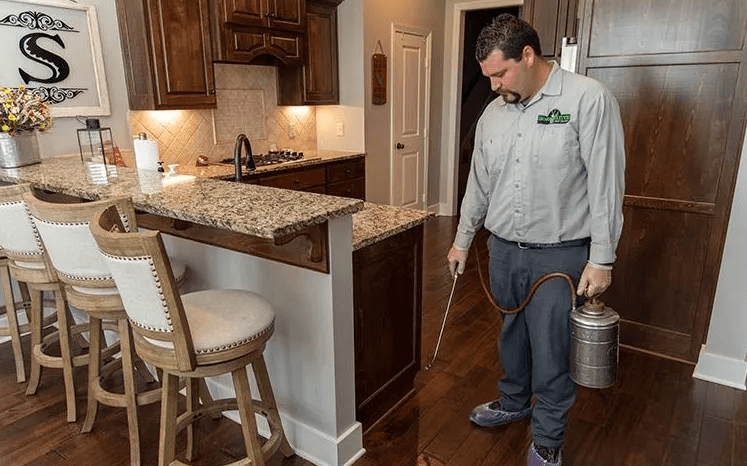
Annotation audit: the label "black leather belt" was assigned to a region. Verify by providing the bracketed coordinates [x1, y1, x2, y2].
[497, 236, 590, 250]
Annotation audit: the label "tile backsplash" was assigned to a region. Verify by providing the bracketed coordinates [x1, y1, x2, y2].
[128, 64, 317, 168]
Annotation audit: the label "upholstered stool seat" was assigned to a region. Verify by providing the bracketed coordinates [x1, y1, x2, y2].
[91, 205, 294, 466]
[24, 192, 190, 466]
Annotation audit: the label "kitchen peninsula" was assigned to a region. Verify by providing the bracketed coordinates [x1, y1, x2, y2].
[0, 156, 432, 466]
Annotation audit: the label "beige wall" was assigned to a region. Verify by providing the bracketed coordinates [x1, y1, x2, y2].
[362, 0, 446, 206]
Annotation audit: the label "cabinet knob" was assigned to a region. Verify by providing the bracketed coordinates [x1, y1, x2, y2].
[265, 12, 277, 19]
[396, 143, 404, 149]
[293, 179, 300, 184]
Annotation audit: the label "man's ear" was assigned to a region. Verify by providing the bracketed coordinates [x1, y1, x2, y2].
[523, 45, 535, 66]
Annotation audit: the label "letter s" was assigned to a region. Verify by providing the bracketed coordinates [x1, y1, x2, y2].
[18, 33, 70, 85]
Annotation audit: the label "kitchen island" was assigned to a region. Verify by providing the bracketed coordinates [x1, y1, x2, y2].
[0, 157, 432, 466]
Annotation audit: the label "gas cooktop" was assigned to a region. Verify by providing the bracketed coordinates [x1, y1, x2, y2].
[220, 150, 306, 167]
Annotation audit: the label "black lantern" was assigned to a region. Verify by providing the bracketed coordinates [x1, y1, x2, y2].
[77, 118, 115, 183]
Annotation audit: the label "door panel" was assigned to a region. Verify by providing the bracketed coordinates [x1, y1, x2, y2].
[588, 64, 739, 204]
[579, 0, 747, 361]
[588, 0, 747, 56]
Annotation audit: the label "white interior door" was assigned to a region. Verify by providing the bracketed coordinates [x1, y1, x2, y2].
[391, 29, 429, 209]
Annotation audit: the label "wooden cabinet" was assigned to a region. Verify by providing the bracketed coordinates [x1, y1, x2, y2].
[241, 157, 365, 200]
[522, 0, 579, 60]
[210, 0, 305, 65]
[277, 0, 340, 105]
[116, 0, 216, 110]
[353, 224, 423, 430]
[215, 0, 305, 31]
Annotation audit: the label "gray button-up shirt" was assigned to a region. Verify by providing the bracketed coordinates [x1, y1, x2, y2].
[455, 62, 625, 264]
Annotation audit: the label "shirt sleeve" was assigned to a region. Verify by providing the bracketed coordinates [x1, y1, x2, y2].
[578, 84, 626, 264]
[453, 116, 491, 251]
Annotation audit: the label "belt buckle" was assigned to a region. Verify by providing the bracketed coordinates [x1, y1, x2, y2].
[517, 242, 530, 250]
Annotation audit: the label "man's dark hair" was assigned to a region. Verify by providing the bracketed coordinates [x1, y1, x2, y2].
[475, 14, 542, 62]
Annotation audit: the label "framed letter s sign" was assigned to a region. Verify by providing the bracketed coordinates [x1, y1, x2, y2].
[0, 0, 110, 117]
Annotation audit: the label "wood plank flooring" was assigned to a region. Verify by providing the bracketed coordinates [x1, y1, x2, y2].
[1, 215, 746, 465]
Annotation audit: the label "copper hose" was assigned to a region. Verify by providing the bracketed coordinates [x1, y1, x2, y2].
[474, 245, 578, 314]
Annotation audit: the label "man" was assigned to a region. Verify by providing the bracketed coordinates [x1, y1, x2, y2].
[447, 14, 625, 466]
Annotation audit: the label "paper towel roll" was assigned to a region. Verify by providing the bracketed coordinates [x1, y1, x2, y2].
[133, 138, 160, 171]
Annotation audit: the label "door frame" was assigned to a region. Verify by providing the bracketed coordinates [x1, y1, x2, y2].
[441, 0, 523, 216]
[389, 23, 432, 208]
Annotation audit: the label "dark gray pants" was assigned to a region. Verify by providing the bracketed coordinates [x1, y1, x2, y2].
[487, 234, 588, 449]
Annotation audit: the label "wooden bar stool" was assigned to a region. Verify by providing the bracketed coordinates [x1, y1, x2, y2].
[0, 250, 57, 383]
[23, 192, 189, 466]
[91, 204, 294, 466]
[0, 183, 90, 422]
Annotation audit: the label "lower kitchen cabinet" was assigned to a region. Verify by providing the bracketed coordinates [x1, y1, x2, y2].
[244, 157, 365, 200]
[353, 224, 423, 430]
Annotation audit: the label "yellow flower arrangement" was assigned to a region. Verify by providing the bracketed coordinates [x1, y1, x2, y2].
[0, 85, 52, 135]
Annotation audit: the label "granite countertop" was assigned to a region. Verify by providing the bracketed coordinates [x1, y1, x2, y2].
[0, 156, 363, 239]
[0, 155, 434, 250]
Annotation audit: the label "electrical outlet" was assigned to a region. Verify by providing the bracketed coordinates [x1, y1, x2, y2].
[336, 122, 345, 136]
[289, 123, 296, 139]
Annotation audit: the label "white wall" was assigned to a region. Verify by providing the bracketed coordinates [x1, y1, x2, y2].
[316, 0, 366, 152]
[36, 0, 133, 158]
[694, 123, 747, 389]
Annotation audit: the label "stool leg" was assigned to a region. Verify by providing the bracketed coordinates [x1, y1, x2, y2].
[133, 357, 156, 384]
[119, 319, 142, 466]
[252, 355, 294, 457]
[159, 372, 179, 466]
[186, 378, 200, 462]
[197, 379, 222, 420]
[82, 316, 102, 433]
[232, 366, 265, 466]
[55, 289, 78, 423]
[1, 265, 26, 383]
[25, 288, 44, 396]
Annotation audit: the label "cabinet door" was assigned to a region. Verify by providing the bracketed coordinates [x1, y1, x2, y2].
[219, 0, 267, 27]
[145, 0, 215, 108]
[267, 0, 305, 31]
[522, 0, 578, 60]
[304, 2, 339, 103]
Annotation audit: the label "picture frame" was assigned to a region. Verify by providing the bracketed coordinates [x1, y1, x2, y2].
[0, 0, 110, 117]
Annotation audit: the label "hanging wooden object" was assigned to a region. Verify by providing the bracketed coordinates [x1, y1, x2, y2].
[372, 40, 387, 105]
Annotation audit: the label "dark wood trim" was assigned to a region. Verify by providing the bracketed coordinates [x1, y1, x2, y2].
[623, 195, 716, 216]
[136, 212, 329, 273]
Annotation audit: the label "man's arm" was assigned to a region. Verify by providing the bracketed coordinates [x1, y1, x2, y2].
[577, 84, 626, 295]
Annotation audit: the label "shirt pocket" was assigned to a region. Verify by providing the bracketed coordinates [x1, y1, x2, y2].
[483, 134, 508, 176]
[533, 124, 575, 169]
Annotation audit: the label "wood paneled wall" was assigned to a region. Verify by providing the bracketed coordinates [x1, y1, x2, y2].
[578, 0, 747, 361]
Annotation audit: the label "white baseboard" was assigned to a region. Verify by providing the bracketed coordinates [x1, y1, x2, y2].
[693, 344, 747, 390]
[205, 377, 365, 466]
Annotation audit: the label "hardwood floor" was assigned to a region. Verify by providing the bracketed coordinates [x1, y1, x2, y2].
[1, 215, 746, 465]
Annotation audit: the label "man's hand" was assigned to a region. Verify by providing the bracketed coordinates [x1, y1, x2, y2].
[576, 261, 612, 297]
[447, 245, 469, 276]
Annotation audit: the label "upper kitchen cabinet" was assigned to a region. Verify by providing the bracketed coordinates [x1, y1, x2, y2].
[116, 0, 216, 110]
[522, 0, 579, 60]
[277, 0, 341, 105]
[209, 0, 305, 65]
[215, 0, 305, 31]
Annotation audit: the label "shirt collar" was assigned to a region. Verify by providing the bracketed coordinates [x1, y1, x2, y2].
[515, 61, 562, 109]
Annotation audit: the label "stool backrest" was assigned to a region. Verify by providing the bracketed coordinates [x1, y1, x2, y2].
[90, 205, 196, 372]
[0, 184, 56, 283]
[23, 192, 136, 289]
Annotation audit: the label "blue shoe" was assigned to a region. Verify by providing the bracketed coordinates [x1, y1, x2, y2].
[527, 443, 562, 466]
[469, 400, 532, 427]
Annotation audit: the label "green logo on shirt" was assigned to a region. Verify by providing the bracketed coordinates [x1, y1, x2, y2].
[537, 109, 571, 125]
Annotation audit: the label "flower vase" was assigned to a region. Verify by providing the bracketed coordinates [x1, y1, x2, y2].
[0, 131, 41, 168]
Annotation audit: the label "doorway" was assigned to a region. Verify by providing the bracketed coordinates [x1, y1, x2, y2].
[456, 6, 519, 213]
